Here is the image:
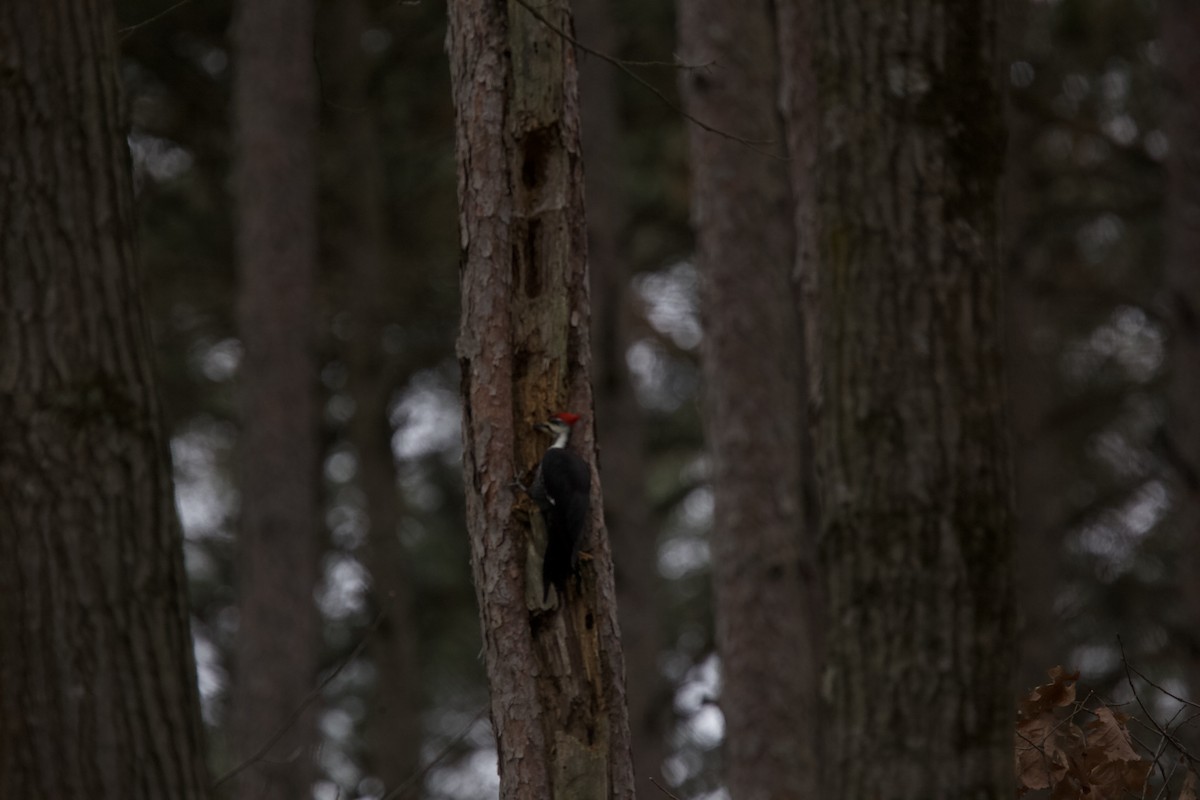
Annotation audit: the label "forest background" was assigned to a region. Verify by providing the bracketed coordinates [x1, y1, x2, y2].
[2, 0, 1198, 798]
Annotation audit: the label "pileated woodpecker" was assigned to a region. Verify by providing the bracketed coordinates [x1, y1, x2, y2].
[528, 411, 590, 601]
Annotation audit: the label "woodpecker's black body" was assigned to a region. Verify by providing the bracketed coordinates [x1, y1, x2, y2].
[529, 413, 590, 601]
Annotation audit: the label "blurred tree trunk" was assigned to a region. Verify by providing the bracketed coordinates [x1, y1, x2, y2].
[796, 1, 1016, 797]
[1161, 0, 1200, 682]
[320, 0, 423, 789]
[0, 2, 210, 797]
[447, 0, 635, 796]
[577, 0, 670, 786]
[678, 3, 819, 799]
[227, 0, 323, 796]
[774, 0, 826, 623]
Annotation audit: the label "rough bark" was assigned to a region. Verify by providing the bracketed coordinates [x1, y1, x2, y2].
[320, 0, 422, 787]
[800, 2, 1016, 798]
[0, 1, 210, 797]
[226, 0, 322, 796]
[447, 0, 635, 796]
[1161, 0, 1200, 683]
[577, 0, 670, 786]
[677, 4, 819, 799]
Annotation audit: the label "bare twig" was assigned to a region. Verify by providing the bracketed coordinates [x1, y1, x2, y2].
[1145, 727, 1172, 800]
[119, 0, 193, 39]
[1150, 754, 1183, 800]
[1123, 653, 1200, 713]
[212, 610, 387, 789]
[618, 54, 715, 69]
[1177, 709, 1200, 733]
[380, 705, 489, 800]
[510, 0, 784, 160]
[649, 777, 685, 800]
[1118, 636, 1200, 769]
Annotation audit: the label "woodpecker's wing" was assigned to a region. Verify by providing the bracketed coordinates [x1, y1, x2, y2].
[563, 490, 590, 567]
[537, 448, 591, 600]
[538, 448, 590, 503]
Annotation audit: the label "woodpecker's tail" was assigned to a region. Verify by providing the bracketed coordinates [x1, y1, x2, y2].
[542, 537, 570, 602]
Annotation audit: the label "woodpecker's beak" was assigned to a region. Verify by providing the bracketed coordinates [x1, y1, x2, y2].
[533, 421, 552, 434]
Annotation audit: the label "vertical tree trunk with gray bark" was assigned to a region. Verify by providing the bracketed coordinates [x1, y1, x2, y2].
[227, 0, 323, 796]
[447, 0, 635, 796]
[791, 1, 1017, 797]
[678, 3, 820, 799]
[0, 2, 210, 797]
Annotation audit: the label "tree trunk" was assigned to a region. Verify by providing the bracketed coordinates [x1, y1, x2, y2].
[447, 0, 635, 796]
[1161, 0, 1200, 686]
[226, 0, 322, 796]
[320, 0, 422, 788]
[577, 0, 670, 786]
[677, 4, 820, 799]
[795, 1, 1016, 797]
[0, 2, 210, 797]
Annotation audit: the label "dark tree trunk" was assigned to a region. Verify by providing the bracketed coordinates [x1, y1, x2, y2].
[1161, 0, 1200, 686]
[447, 0, 635, 796]
[793, 1, 1017, 797]
[678, 3, 820, 799]
[320, 0, 422, 787]
[577, 0, 670, 786]
[0, 2, 210, 797]
[226, 0, 322, 796]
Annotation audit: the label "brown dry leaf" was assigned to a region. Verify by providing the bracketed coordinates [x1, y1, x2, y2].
[1016, 715, 1071, 792]
[1013, 671, 1158, 800]
[1015, 667, 1086, 796]
[1179, 768, 1197, 800]
[1085, 706, 1141, 762]
[1079, 705, 1152, 796]
[1050, 775, 1083, 800]
[1019, 666, 1081, 720]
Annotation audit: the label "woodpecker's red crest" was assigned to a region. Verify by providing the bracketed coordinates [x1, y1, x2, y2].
[551, 412, 581, 426]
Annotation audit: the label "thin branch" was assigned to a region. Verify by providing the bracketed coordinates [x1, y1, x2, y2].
[510, 0, 785, 160]
[1175, 709, 1200, 733]
[380, 705, 489, 800]
[1123, 657, 1200, 714]
[1118, 636, 1200, 769]
[119, 0, 193, 39]
[649, 777, 685, 800]
[1144, 721, 1172, 800]
[617, 54, 715, 69]
[212, 610, 387, 789]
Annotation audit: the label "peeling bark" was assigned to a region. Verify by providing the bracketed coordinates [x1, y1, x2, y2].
[447, 0, 635, 796]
